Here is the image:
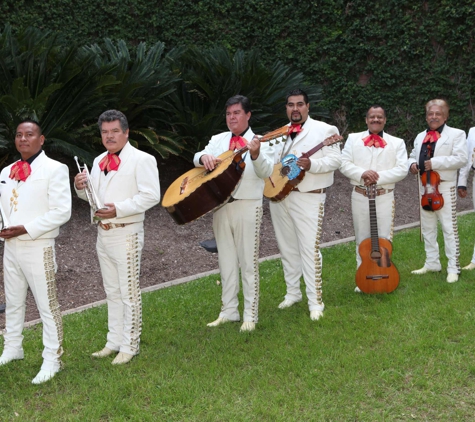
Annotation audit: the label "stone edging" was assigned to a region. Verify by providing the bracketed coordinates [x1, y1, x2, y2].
[1, 209, 473, 336]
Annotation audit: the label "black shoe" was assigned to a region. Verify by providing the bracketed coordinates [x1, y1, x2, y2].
[200, 239, 218, 253]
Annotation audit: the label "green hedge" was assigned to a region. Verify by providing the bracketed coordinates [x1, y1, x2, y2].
[2, 0, 474, 142]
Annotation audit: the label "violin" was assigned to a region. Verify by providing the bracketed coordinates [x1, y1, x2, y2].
[420, 143, 444, 211]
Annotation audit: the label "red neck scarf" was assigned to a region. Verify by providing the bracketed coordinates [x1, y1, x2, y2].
[287, 124, 303, 136]
[229, 136, 247, 151]
[363, 133, 387, 148]
[9, 161, 32, 182]
[99, 153, 121, 172]
[423, 130, 440, 144]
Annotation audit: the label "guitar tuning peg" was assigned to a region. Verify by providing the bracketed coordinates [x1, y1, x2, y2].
[269, 142, 273, 146]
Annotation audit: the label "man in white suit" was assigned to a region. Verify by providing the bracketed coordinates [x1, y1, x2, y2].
[270, 88, 341, 320]
[75, 110, 160, 364]
[194, 95, 273, 332]
[457, 126, 475, 270]
[409, 99, 467, 283]
[0, 119, 71, 384]
[340, 105, 408, 289]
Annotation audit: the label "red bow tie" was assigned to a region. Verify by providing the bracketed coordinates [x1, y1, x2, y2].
[9, 161, 32, 182]
[99, 153, 121, 172]
[287, 124, 303, 136]
[229, 136, 247, 151]
[363, 134, 387, 148]
[423, 130, 440, 144]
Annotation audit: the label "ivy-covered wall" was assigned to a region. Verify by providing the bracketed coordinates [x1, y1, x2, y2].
[2, 0, 474, 141]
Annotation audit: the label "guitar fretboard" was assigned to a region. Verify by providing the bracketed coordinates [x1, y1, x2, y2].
[369, 196, 380, 253]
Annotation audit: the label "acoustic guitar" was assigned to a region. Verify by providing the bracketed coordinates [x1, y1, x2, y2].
[263, 134, 343, 201]
[355, 184, 400, 294]
[162, 125, 288, 225]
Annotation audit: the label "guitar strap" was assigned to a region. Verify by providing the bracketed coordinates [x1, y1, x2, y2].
[280, 136, 295, 160]
[234, 151, 247, 172]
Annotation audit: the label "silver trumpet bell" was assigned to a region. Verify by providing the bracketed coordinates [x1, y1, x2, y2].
[74, 156, 107, 220]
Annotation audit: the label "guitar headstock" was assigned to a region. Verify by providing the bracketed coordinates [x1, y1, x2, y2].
[323, 134, 343, 147]
[259, 125, 289, 146]
[366, 184, 377, 199]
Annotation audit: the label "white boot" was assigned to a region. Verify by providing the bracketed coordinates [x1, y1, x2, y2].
[411, 266, 441, 275]
[446, 273, 459, 283]
[207, 317, 234, 327]
[92, 347, 118, 358]
[111, 352, 135, 365]
[310, 310, 323, 321]
[32, 369, 59, 384]
[240, 322, 255, 332]
[0, 351, 24, 366]
[278, 299, 301, 309]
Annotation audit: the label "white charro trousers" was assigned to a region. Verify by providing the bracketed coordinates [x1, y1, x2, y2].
[470, 178, 475, 265]
[419, 181, 460, 274]
[269, 192, 325, 312]
[3, 237, 63, 372]
[213, 199, 262, 323]
[96, 222, 144, 355]
[351, 189, 395, 268]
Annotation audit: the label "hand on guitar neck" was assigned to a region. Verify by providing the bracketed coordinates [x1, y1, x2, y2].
[296, 157, 311, 171]
[361, 170, 379, 186]
[296, 133, 343, 171]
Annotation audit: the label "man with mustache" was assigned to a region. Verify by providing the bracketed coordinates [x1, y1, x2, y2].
[340, 105, 408, 291]
[75, 110, 160, 364]
[269, 88, 341, 320]
[408, 99, 467, 283]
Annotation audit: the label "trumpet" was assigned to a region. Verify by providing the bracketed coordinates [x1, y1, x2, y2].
[74, 156, 107, 220]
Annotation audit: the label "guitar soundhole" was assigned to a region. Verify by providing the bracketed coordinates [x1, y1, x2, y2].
[280, 165, 291, 176]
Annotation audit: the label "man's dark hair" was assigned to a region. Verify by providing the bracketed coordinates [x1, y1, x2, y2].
[225, 95, 251, 114]
[286, 88, 309, 105]
[366, 105, 386, 118]
[18, 118, 42, 135]
[98, 110, 129, 132]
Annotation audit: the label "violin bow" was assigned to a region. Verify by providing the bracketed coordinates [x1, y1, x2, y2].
[417, 171, 423, 242]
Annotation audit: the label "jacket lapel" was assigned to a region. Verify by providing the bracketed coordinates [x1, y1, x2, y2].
[434, 127, 449, 154]
[100, 142, 133, 191]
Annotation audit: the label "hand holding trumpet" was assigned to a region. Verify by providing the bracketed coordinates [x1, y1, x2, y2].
[74, 170, 88, 190]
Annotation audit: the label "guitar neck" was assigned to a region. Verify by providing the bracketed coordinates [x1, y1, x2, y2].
[301, 141, 325, 158]
[369, 197, 380, 253]
[236, 125, 289, 154]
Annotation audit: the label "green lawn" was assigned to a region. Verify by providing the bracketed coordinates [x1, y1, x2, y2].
[1, 215, 475, 421]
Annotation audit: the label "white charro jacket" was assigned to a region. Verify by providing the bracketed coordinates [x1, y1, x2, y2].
[271, 117, 341, 191]
[0, 151, 71, 240]
[340, 130, 408, 189]
[193, 127, 274, 200]
[408, 125, 467, 183]
[76, 141, 161, 223]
